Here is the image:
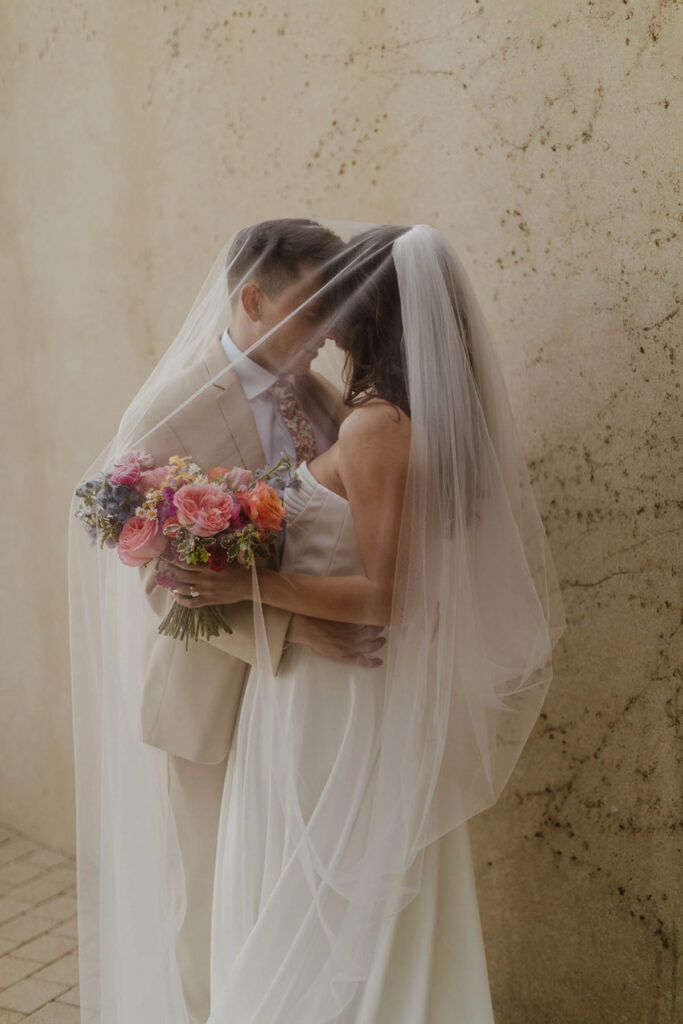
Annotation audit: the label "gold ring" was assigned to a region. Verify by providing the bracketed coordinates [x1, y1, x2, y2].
[189, 585, 199, 598]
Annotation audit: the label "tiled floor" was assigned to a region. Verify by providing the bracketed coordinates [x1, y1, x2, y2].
[0, 824, 79, 1023]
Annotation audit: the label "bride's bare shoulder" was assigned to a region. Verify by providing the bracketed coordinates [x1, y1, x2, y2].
[338, 399, 410, 459]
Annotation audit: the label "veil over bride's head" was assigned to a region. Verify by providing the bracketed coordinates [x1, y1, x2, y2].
[68, 217, 566, 1023]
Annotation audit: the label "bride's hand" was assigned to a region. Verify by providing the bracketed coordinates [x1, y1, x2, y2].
[164, 562, 252, 607]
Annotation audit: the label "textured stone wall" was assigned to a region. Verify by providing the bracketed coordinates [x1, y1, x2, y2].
[1, 2, 679, 1020]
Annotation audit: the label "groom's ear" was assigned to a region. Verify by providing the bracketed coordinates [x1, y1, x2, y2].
[240, 282, 263, 323]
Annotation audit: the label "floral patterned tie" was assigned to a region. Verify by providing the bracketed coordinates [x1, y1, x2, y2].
[268, 377, 319, 465]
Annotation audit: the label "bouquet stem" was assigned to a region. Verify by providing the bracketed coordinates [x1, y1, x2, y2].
[158, 601, 233, 651]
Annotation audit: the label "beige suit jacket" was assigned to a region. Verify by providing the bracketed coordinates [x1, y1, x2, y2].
[129, 335, 347, 764]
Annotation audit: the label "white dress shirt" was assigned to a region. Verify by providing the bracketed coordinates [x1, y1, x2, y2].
[220, 328, 337, 466]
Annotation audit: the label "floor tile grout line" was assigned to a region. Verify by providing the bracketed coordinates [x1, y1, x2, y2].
[6, 945, 79, 975]
[0, 892, 78, 932]
[0, 824, 80, 1017]
[0, 860, 75, 890]
[0, 825, 75, 863]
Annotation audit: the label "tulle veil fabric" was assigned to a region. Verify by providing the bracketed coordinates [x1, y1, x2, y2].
[67, 219, 566, 1023]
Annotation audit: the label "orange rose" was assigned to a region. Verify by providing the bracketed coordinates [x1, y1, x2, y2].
[207, 466, 230, 482]
[241, 481, 286, 531]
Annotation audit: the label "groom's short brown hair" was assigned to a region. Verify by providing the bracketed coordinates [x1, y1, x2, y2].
[226, 218, 343, 301]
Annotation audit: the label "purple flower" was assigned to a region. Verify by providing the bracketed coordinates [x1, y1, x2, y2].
[157, 499, 177, 526]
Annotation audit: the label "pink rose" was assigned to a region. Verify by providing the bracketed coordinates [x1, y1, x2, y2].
[117, 517, 167, 566]
[136, 466, 170, 493]
[226, 467, 254, 490]
[174, 484, 234, 537]
[206, 466, 254, 491]
[109, 450, 156, 486]
[109, 453, 141, 487]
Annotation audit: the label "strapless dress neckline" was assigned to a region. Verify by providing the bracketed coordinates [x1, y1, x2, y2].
[294, 460, 349, 507]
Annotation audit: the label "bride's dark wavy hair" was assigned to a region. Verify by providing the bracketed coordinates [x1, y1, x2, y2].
[328, 225, 475, 420]
[328, 225, 481, 526]
[326, 226, 411, 417]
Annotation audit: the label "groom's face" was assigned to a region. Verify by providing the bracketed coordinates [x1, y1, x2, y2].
[246, 263, 328, 376]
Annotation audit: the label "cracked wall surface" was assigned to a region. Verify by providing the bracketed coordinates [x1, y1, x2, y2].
[0, 2, 680, 1021]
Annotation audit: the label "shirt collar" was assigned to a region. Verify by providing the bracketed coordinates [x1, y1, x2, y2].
[220, 327, 277, 400]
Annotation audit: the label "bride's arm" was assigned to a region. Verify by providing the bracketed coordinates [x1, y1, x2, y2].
[256, 402, 410, 625]
[170, 401, 411, 624]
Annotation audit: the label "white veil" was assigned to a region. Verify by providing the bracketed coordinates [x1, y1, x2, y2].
[68, 218, 566, 1023]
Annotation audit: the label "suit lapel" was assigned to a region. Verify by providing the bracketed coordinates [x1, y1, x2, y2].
[203, 335, 267, 470]
[200, 334, 348, 471]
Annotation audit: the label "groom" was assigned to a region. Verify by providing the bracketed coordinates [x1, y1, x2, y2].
[130, 219, 384, 1024]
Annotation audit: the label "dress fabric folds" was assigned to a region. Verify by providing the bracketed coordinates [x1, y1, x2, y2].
[208, 461, 496, 1024]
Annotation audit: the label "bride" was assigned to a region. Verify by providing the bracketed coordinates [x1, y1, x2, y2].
[166, 224, 566, 1022]
[68, 220, 565, 1024]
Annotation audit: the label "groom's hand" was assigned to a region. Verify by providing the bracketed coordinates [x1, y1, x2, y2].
[286, 614, 386, 668]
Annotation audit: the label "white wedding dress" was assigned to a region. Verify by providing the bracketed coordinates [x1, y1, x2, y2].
[208, 461, 496, 1023]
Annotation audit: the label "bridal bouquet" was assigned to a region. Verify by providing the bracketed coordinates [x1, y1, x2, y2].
[74, 450, 291, 647]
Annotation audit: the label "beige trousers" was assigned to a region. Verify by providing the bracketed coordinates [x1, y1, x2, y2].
[169, 752, 228, 1024]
